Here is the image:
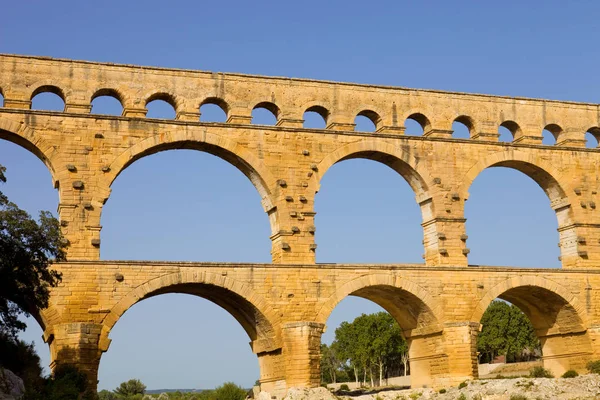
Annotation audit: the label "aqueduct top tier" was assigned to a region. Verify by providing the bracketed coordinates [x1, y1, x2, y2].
[1, 54, 599, 267]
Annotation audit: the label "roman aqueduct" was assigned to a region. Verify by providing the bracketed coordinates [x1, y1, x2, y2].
[2, 54, 600, 395]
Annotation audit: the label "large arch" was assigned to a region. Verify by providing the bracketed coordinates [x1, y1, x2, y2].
[105, 130, 277, 216]
[316, 274, 443, 335]
[103, 271, 282, 353]
[460, 150, 575, 267]
[316, 140, 434, 204]
[459, 150, 571, 204]
[0, 117, 59, 185]
[472, 276, 593, 375]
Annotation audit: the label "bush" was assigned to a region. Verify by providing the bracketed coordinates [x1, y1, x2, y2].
[339, 384, 350, 391]
[509, 395, 529, 400]
[561, 370, 578, 378]
[587, 360, 600, 374]
[458, 381, 468, 389]
[457, 394, 466, 400]
[438, 388, 446, 393]
[528, 366, 554, 378]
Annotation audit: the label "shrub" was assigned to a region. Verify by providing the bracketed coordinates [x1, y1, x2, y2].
[509, 395, 528, 400]
[458, 381, 468, 389]
[408, 393, 421, 400]
[529, 366, 554, 378]
[438, 388, 446, 393]
[339, 384, 350, 391]
[561, 370, 578, 378]
[587, 360, 600, 374]
[457, 394, 466, 400]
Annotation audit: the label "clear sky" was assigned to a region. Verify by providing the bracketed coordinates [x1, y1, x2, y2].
[1, 0, 599, 392]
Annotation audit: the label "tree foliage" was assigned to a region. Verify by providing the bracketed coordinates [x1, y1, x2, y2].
[0, 164, 65, 338]
[477, 300, 540, 363]
[322, 312, 408, 386]
[114, 379, 147, 398]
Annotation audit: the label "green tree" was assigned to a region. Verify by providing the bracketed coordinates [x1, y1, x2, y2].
[98, 390, 118, 400]
[477, 300, 540, 363]
[0, 164, 65, 338]
[212, 382, 246, 400]
[330, 312, 408, 386]
[320, 343, 341, 384]
[114, 379, 146, 398]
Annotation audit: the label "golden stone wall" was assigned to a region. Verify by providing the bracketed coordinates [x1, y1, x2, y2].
[2, 54, 600, 395]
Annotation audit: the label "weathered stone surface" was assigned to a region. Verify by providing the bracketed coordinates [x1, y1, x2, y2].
[2, 54, 600, 397]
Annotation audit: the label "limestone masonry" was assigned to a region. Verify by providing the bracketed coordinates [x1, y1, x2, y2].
[1, 54, 600, 396]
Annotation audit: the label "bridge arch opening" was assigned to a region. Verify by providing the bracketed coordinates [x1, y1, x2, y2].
[99, 276, 282, 392]
[252, 102, 279, 125]
[542, 124, 562, 145]
[464, 156, 567, 268]
[200, 97, 228, 122]
[452, 116, 473, 139]
[498, 121, 520, 142]
[585, 127, 599, 148]
[318, 277, 443, 388]
[91, 89, 124, 116]
[145, 93, 177, 119]
[404, 113, 430, 136]
[0, 137, 59, 376]
[303, 106, 328, 129]
[31, 86, 65, 112]
[315, 150, 429, 263]
[0, 89, 4, 107]
[474, 281, 592, 376]
[102, 142, 273, 262]
[354, 110, 380, 132]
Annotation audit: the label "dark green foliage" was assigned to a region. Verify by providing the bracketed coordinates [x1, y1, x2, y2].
[98, 390, 118, 400]
[0, 331, 44, 389]
[458, 381, 467, 389]
[509, 395, 528, 400]
[477, 301, 540, 364]
[586, 360, 600, 374]
[438, 388, 446, 393]
[561, 370, 578, 378]
[0, 164, 65, 338]
[21, 364, 96, 400]
[528, 366, 553, 378]
[212, 382, 247, 400]
[114, 379, 146, 397]
[339, 384, 350, 391]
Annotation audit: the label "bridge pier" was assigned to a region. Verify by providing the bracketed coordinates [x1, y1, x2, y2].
[46, 322, 110, 392]
[281, 322, 324, 389]
[539, 331, 593, 376]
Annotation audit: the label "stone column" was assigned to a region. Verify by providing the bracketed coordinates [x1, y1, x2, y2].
[257, 350, 287, 398]
[282, 322, 324, 388]
[47, 323, 111, 392]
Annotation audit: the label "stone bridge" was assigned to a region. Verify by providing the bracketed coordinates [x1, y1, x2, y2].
[1, 54, 600, 395]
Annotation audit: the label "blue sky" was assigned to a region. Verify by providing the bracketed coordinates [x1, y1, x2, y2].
[1, 0, 599, 391]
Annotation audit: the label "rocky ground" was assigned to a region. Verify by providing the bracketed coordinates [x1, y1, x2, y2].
[277, 374, 600, 400]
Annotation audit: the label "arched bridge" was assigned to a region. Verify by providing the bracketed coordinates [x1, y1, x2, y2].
[2, 54, 600, 396]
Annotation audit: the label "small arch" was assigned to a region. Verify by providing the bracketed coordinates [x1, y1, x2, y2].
[303, 105, 329, 129]
[452, 116, 474, 139]
[354, 110, 381, 132]
[499, 120, 520, 142]
[31, 85, 65, 112]
[404, 113, 431, 136]
[542, 124, 562, 146]
[252, 102, 280, 125]
[145, 93, 177, 119]
[91, 89, 124, 116]
[199, 97, 229, 122]
[585, 127, 600, 149]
